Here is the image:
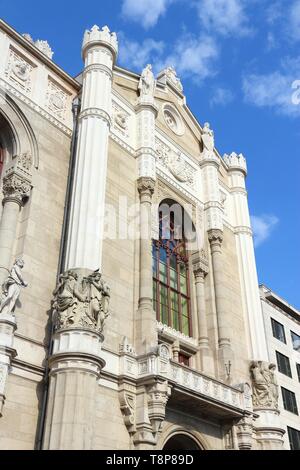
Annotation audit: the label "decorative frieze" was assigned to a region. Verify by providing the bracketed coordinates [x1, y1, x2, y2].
[112, 101, 129, 137]
[46, 79, 69, 121]
[155, 137, 195, 188]
[5, 48, 34, 94]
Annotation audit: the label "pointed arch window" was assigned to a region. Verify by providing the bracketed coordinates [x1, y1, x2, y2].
[152, 201, 191, 336]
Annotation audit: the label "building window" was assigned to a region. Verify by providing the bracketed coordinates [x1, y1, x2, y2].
[178, 353, 190, 367]
[276, 351, 292, 377]
[271, 318, 286, 343]
[291, 331, 300, 352]
[288, 427, 300, 450]
[152, 202, 191, 336]
[296, 363, 300, 383]
[281, 387, 298, 414]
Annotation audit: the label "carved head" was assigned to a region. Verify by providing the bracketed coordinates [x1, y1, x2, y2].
[15, 258, 25, 268]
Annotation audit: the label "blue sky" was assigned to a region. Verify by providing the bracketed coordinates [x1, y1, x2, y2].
[1, 0, 300, 308]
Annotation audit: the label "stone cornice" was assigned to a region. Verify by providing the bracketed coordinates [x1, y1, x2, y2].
[0, 78, 73, 136]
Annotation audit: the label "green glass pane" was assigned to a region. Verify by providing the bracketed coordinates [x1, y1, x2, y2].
[160, 285, 168, 306]
[181, 297, 188, 316]
[172, 310, 179, 331]
[170, 268, 177, 289]
[160, 304, 168, 325]
[152, 281, 157, 302]
[180, 275, 187, 295]
[170, 291, 179, 312]
[159, 261, 167, 284]
[180, 263, 187, 275]
[182, 315, 190, 336]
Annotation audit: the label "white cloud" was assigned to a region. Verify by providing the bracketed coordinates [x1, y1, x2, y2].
[121, 0, 174, 29]
[210, 87, 234, 107]
[288, 0, 300, 41]
[118, 34, 165, 71]
[196, 0, 252, 36]
[242, 57, 300, 116]
[251, 215, 279, 247]
[156, 34, 219, 83]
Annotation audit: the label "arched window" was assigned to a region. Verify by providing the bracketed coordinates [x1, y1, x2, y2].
[152, 200, 191, 336]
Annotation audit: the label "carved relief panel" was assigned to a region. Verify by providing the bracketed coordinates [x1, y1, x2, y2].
[46, 78, 70, 121]
[5, 47, 35, 94]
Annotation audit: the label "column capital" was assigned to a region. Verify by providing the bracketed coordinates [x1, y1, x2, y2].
[192, 249, 209, 279]
[2, 171, 31, 206]
[208, 229, 223, 248]
[2, 155, 32, 206]
[236, 415, 254, 450]
[137, 177, 155, 198]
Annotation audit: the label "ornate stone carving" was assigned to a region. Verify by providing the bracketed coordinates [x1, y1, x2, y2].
[250, 361, 279, 409]
[208, 229, 223, 247]
[137, 177, 155, 196]
[192, 249, 209, 277]
[112, 102, 129, 137]
[138, 64, 156, 103]
[46, 79, 69, 121]
[2, 170, 31, 204]
[224, 152, 247, 175]
[82, 25, 118, 60]
[5, 48, 33, 94]
[157, 67, 183, 93]
[34, 40, 54, 59]
[52, 269, 110, 333]
[201, 122, 215, 157]
[22, 33, 54, 59]
[147, 381, 171, 435]
[155, 138, 195, 187]
[236, 415, 254, 450]
[0, 259, 28, 316]
[119, 386, 136, 435]
[120, 336, 136, 356]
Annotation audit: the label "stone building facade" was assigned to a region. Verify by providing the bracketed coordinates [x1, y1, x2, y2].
[260, 285, 300, 450]
[0, 19, 285, 450]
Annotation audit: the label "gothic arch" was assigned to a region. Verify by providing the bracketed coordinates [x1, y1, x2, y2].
[0, 89, 38, 169]
[157, 424, 210, 450]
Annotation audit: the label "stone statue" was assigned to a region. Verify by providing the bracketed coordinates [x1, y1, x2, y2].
[201, 122, 215, 156]
[0, 259, 28, 316]
[138, 64, 156, 101]
[52, 268, 110, 334]
[250, 361, 279, 409]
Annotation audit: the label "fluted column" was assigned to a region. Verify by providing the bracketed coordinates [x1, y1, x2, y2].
[224, 153, 268, 361]
[65, 25, 118, 272]
[192, 251, 213, 373]
[208, 229, 233, 379]
[0, 163, 31, 284]
[136, 177, 157, 353]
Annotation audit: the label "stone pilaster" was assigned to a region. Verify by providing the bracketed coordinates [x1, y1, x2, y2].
[0, 158, 31, 284]
[191, 250, 213, 374]
[236, 415, 254, 450]
[224, 152, 268, 361]
[208, 229, 233, 380]
[0, 313, 17, 416]
[136, 177, 157, 354]
[42, 328, 105, 450]
[65, 25, 118, 271]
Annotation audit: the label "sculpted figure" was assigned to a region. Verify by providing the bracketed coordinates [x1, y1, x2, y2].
[0, 259, 28, 316]
[201, 122, 215, 156]
[52, 270, 87, 329]
[84, 271, 111, 333]
[138, 64, 156, 100]
[250, 361, 278, 409]
[53, 269, 110, 333]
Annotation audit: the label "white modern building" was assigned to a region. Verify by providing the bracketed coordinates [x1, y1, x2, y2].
[260, 285, 300, 450]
